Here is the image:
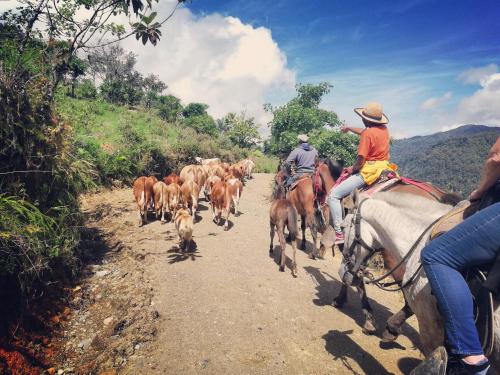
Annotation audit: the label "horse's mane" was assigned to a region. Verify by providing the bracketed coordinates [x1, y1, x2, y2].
[325, 159, 343, 180]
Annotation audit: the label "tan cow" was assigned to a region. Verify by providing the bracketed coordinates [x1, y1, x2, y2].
[180, 165, 207, 192]
[210, 164, 225, 179]
[174, 209, 194, 252]
[226, 178, 243, 216]
[146, 176, 158, 211]
[153, 181, 169, 222]
[209, 181, 231, 230]
[133, 176, 148, 226]
[166, 182, 181, 222]
[195, 157, 220, 166]
[240, 159, 255, 180]
[229, 164, 245, 182]
[180, 179, 200, 219]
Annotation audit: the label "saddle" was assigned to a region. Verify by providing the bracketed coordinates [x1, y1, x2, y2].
[429, 183, 500, 356]
[288, 174, 312, 192]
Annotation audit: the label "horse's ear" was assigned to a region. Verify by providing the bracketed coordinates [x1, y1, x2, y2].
[352, 189, 360, 207]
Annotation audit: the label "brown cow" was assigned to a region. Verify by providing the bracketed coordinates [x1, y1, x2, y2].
[166, 182, 181, 222]
[229, 164, 244, 182]
[226, 177, 243, 216]
[146, 176, 158, 211]
[180, 180, 200, 219]
[210, 164, 225, 179]
[204, 175, 221, 201]
[209, 181, 231, 230]
[133, 176, 148, 226]
[163, 173, 182, 186]
[153, 181, 168, 222]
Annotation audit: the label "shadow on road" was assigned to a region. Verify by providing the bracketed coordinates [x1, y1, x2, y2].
[167, 240, 201, 264]
[322, 329, 393, 375]
[303, 266, 421, 351]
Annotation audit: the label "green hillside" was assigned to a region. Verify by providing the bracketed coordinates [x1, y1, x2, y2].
[56, 95, 278, 188]
[391, 125, 500, 197]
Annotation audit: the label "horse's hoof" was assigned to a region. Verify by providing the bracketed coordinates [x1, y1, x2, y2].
[308, 253, 316, 260]
[224, 226, 229, 231]
[362, 321, 377, 335]
[381, 329, 398, 342]
[279, 266, 285, 272]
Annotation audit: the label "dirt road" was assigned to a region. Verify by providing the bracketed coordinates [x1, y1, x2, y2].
[75, 173, 423, 375]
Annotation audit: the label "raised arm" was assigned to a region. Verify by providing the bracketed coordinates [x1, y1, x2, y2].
[341, 126, 365, 136]
[470, 136, 500, 200]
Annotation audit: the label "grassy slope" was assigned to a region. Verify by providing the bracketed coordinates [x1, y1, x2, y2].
[56, 96, 279, 182]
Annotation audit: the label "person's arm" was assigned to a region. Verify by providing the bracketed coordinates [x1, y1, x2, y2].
[285, 149, 297, 164]
[351, 155, 366, 174]
[341, 126, 365, 136]
[470, 136, 500, 200]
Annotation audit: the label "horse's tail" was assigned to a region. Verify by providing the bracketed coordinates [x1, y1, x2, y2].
[287, 205, 298, 241]
[326, 159, 343, 180]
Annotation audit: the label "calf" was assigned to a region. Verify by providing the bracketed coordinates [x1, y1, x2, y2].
[226, 178, 243, 216]
[174, 209, 194, 252]
[133, 176, 148, 226]
[210, 181, 231, 230]
[269, 199, 298, 277]
[180, 180, 200, 219]
[153, 181, 169, 222]
[166, 182, 181, 222]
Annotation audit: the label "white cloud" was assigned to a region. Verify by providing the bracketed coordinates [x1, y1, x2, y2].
[455, 73, 500, 125]
[119, 3, 295, 129]
[458, 63, 498, 85]
[420, 91, 452, 110]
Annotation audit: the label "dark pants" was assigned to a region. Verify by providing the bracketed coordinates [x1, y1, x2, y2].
[421, 202, 500, 356]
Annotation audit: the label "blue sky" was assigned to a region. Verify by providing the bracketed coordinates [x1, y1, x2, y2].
[184, 0, 500, 137]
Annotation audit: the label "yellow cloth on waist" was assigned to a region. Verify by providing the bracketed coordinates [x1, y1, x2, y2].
[360, 160, 399, 185]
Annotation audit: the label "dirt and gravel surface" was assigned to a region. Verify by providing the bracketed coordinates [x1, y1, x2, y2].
[56, 173, 424, 375]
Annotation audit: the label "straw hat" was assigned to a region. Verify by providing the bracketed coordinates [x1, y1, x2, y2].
[297, 134, 309, 143]
[354, 102, 389, 125]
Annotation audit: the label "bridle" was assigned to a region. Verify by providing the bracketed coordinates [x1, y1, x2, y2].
[342, 197, 443, 292]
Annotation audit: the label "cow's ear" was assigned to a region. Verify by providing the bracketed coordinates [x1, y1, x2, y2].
[352, 189, 360, 208]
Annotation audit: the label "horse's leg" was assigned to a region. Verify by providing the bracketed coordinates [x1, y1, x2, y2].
[357, 281, 377, 335]
[300, 215, 307, 250]
[269, 222, 275, 254]
[333, 283, 348, 308]
[277, 224, 287, 273]
[290, 231, 298, 277]
[382, 300, 414, 342]
[307, 213, 318, 259]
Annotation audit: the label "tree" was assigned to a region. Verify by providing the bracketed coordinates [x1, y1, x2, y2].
[266, 82, 358, 163]
[143, 74, 167, 108]
[224, 112, 261, 149]
[266, 82, 340, 155]
[182, 103, 209, 118]
[157, 94, 183, 122]
[183, 114, 218, 137]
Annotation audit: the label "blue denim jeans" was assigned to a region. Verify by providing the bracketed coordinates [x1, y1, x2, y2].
[327, 173, 366, 233]
[421, 202, 500, 356]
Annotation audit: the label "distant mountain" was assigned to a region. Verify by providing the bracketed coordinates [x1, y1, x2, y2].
[391, 125, 500, 198]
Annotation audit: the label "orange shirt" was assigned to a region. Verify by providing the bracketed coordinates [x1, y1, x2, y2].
[357, 126, 390, 161]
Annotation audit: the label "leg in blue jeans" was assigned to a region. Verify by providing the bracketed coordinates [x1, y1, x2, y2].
[421, 202, 500, 356]
[327, 173, 365, 233]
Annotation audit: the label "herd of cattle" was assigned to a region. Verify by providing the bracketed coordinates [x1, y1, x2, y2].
[132, 157, 256, 249]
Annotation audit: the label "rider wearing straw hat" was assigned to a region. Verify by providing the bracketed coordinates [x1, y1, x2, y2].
[327, 102, 396, 243]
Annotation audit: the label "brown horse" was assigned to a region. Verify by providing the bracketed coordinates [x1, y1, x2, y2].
[269, 181, 299, 276]
[275, 165, 320, 259]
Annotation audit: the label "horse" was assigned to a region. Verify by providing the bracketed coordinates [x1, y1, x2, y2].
[274, 164, 321, 259]
[269, 179, 299, 277]
[339, 190, 500, 372]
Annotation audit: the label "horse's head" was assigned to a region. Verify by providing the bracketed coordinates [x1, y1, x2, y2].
[339, 190, 379, 287]
[273, 166, 287, 200]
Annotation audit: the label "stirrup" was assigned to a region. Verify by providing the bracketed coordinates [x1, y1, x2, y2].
[410, 346, 447, 375]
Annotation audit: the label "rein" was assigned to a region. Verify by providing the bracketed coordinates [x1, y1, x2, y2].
[345, 198, 444, 292]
